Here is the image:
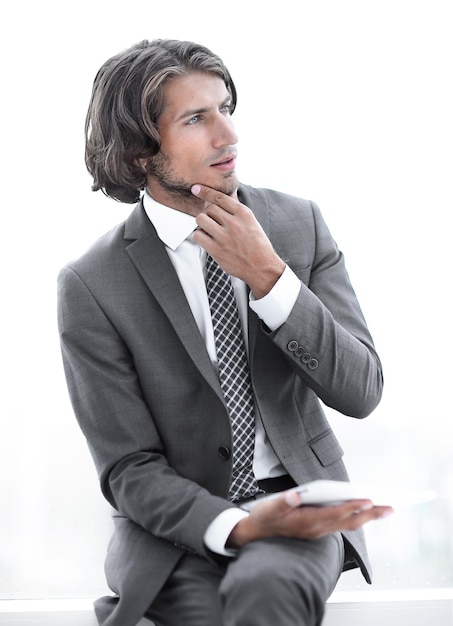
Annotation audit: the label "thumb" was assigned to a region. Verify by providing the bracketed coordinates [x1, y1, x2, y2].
[284, 490, 303, 508]
[261, 490, 302, 510]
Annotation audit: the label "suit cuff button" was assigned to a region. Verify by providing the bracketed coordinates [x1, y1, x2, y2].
[218, 446, 231, 460]
[301, 352, 312, 364]
[287, 340, 299, 352]
[308, 358, 319, 370]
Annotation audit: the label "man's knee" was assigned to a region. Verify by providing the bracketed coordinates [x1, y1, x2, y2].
[222, 543, 301, 599]
[220, 536, 344, 625]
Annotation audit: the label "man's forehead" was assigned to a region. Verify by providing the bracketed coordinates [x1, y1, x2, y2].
[161, 72, 230, 116]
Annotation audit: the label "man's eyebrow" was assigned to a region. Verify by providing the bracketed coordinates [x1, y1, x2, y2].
[175, 96, 232, 122]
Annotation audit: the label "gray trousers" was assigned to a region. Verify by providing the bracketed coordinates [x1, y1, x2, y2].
[145, 533, 345, 626]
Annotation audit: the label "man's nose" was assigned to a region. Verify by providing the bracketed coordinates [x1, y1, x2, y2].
[212, 114, 238, 147]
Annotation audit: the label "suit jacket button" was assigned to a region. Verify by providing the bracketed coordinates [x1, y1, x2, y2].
[287, 340, 299, 352]
[294, 346, 304, 357]
[218, 446, 231, 460]
[301, 352, 311, 363]
[308, 358, 319, 369]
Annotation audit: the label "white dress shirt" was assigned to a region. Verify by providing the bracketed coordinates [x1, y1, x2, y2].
[143, 190, 301, 553]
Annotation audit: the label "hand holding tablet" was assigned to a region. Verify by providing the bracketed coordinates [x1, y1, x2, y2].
[241, 479, 436, 511]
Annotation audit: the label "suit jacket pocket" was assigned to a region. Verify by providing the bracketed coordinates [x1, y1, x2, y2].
[309, 429, 344, 467]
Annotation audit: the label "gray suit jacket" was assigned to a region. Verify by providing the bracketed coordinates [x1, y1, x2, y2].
[58, 184, 383, 626]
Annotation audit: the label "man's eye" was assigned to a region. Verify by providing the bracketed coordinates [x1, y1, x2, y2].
[220, 103, 232, 113]
[187, 115, 200, 125]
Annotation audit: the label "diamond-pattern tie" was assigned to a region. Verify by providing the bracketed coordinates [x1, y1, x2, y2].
[205, 254, 260, 501]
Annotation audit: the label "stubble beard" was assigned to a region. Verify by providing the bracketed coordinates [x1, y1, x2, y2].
[146, 151, 238, 212]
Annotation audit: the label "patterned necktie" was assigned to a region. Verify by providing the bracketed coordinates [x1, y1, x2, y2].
[205, 253, 260, 501]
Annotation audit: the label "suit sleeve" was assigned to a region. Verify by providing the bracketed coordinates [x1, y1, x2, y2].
[266, 200, 383, 418]
[57, 265, 234, 557]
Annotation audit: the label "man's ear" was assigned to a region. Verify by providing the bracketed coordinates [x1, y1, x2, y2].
[137, 158, 148, 171]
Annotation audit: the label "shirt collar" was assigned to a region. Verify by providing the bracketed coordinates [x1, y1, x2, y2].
[143, 189, 197, 251]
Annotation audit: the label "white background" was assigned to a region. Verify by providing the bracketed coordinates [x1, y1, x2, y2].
[1, 0, 452, 599]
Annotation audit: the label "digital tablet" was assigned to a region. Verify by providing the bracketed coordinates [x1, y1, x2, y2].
[241, 479, 436, 511]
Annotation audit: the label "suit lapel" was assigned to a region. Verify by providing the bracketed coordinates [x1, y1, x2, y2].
[123, 202, 224, 401]
[122, 187, 272, 400]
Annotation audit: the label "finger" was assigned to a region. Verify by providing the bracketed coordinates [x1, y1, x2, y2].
[194, 211, 227, 245]
[340, 499, 375, 515]
[337, 503, 394, 530]
[283, 495, 374, 514]
[252, 491, 299, 517]
[192, 223, 217, 252]
[284, 490, 304, 508]
[191, 184, 237, 214]
[339, 500, 394, 519]
[362, 505, 394, 520]
[196, 204, 229, 228]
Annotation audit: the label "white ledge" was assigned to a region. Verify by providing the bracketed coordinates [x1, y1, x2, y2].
[1, 589, 453, 626]
[328, 588, 453, 603]
[0, 599, 95, 613]
[1, 589, 453, 611]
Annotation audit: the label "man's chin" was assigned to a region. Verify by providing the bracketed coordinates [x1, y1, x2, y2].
[205, 174, 239, 196]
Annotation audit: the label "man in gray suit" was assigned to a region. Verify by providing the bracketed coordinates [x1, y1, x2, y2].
[58, 39, 392, 626]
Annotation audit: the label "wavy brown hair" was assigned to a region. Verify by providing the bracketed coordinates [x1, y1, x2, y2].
[85, 39, 237, 204]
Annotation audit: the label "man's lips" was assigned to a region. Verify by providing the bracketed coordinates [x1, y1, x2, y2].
[210, 153, 237, 171]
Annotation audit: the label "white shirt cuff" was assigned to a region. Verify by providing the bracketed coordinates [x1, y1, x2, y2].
[249, 265, 300, 331]
[204, 507, 249, 556]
